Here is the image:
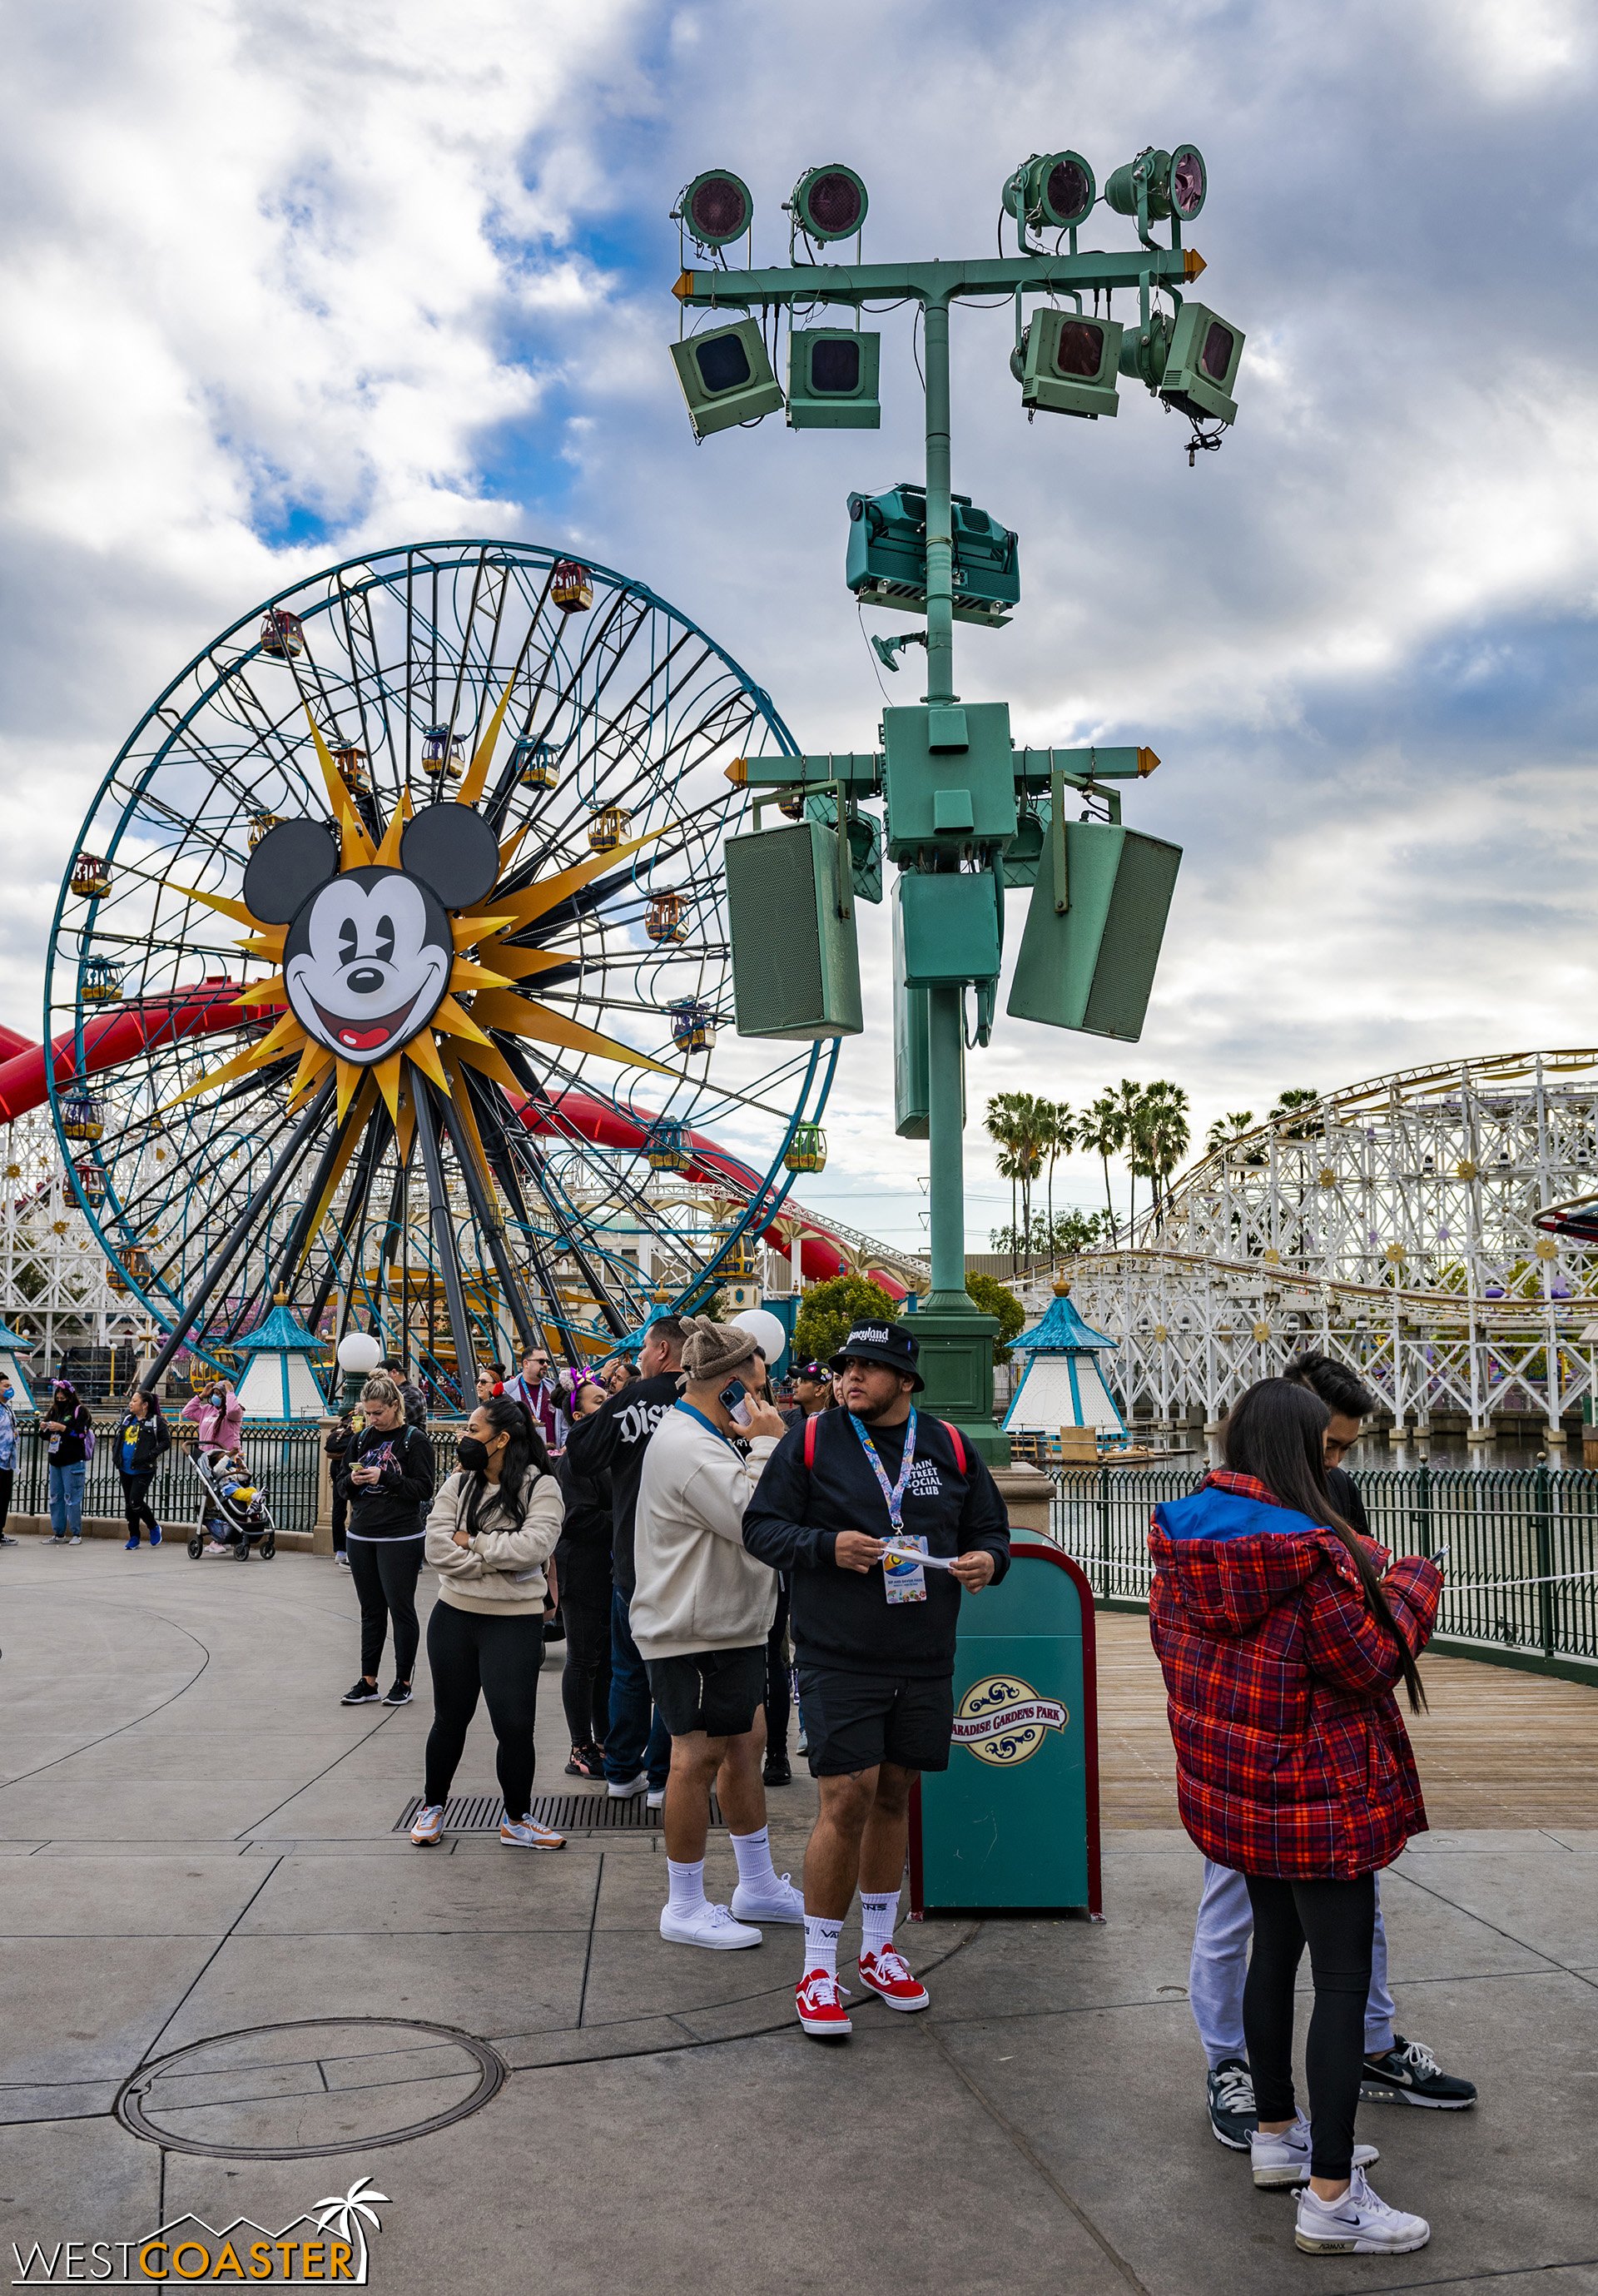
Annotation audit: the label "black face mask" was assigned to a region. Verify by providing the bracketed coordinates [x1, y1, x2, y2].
[457, 1435, 490, 1474]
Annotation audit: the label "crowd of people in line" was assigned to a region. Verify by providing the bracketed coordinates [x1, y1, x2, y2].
[3, 1315, 1476, 2259]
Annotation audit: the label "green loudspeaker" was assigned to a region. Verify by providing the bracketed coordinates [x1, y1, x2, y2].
[893, 878, 964, 1138]
[1008, 819, 1181, 1041]
[724, 820, 863, 1040]
[671, 321, 785, 439]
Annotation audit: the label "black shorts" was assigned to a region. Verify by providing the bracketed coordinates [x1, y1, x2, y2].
[797, 1665, 955, 1777]
[646, 1646, 766, 1740]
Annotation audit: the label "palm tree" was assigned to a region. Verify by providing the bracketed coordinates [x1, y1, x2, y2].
[985, 1095, 1023, 1272]
[986, 1092, 1049, 1269]
[1040, 1100, 1075, 1260]
[1134, 1081, 1191, 1225]
[1076, 1092, 1128, 1244]
[1205, 1110, 1256, 1157]
[1269, 1086, 1322, 1141]
[314, 2179, 390, 2279]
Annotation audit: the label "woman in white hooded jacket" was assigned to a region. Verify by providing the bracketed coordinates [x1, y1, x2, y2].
[409, 1394, 566, 1851]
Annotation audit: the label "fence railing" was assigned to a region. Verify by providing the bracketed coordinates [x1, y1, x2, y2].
[12, 1419, 326, 1540]
[1049, 1464, 1598, 1676]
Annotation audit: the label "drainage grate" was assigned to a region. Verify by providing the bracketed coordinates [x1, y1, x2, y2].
[395, 1791, 722, 1835]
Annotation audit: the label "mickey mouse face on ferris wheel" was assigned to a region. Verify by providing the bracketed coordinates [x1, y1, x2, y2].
[242, 803, 501, 1068]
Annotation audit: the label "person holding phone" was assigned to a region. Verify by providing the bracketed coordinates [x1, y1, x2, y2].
[1189, 1353, 1476, 2152]
[118, 1389, 171, 1548]
[1150, 1378, 1441, 2257]
[0, 1370, 20, 1546]
[629, 1315, 801, 1949]
[42, 1379, 94, 1545]
[335, 1373, 434, 1707]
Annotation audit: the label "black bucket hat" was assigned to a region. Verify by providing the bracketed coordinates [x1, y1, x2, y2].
[828, 1320, 924, 1393]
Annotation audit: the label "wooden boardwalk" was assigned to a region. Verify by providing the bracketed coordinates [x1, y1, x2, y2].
[1095, 1612, 1598, 1830]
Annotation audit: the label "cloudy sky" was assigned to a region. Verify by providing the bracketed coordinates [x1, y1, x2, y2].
[2, 0, 1596, 1254]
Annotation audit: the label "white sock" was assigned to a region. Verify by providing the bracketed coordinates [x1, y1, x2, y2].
[803, 1915, 843, 1979]
[667, 1857, 707, 1914]
[859, 1888, 900, 1959]
[729, 1824, 778, 1891]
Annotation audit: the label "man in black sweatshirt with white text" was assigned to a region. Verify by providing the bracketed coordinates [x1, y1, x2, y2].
[563, 1314, 686, 1802]
[743, 1319, 1009, 2040]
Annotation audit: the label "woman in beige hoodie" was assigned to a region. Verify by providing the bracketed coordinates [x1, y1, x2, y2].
[409, 1394, 566, 1851]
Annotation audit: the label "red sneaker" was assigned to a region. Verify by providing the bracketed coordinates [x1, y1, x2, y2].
[857, 1946, 930, 2012]
[796, 1968, 853, 2040]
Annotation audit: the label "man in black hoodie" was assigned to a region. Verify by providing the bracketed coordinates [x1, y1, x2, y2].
[563, 1314, 686, 1802]
[744, 1319, 1010, 2040]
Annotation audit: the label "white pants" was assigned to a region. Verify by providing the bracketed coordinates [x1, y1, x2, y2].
[1189, 1860, 1397, 2068]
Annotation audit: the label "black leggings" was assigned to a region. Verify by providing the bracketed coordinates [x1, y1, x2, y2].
[348, 1538, 422, 1683]
[559, 1563, 612, 1750]
[121, 1470, 157, 1539]
[1244, 1871, 1377, 2180]
[424, 1601, 544, 1821]
[764, 1578, 791, 1749]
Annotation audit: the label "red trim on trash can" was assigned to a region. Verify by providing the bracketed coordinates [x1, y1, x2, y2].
[906, 1539, 1103, 1922]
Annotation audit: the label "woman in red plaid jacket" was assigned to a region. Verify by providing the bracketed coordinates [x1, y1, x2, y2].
[1149, 1379, 1442, 2259]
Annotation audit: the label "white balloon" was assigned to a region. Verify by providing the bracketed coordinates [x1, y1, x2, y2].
[730, 1307, 789, 1368]
[336, 1331, 383, 1374]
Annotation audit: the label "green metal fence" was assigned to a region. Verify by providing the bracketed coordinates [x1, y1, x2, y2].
[1049, 1464, 1598, 1681]
[12, 1418, 326, 1539]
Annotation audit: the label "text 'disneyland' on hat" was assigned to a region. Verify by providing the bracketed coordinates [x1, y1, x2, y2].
[828, 1320, 924, 1392]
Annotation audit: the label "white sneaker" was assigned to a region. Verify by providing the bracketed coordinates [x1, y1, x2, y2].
[1252, 2114, 1378, 2189]
[409, 1803, 444, 1846]
[1295, 2166, 1430, 2254]
[645, 1786, 666, 1811]
[500, 1816, 565, 1850]
[659, 1900, 762, 1951]
[608, 1772, 648, 1799]
[731, 1871, 806, 1924]
[68, 1534, 82, 1545]
[335, 1552, 351, 1568]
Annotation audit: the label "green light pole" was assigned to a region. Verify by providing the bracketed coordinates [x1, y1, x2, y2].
[675, 152, 1241, 1456]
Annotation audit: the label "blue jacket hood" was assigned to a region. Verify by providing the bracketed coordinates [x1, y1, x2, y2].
[1154, 1483, 1324, 1544]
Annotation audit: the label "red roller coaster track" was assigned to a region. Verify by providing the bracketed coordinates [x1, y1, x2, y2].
[0, 985, 905, 1297]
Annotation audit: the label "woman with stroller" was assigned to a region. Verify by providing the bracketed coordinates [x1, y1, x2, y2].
[335, 1373, 434, 1709]
[42, 1379, 94, 1545]
[1149, 1378, 1441, 2259]
[181, 1377, 243, 1455]
[555, 1375, 612, 1778]
[118, 1390, 171, 1549]
[409, 1391, 566, 1851]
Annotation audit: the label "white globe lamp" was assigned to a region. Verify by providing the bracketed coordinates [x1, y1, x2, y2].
[732, 1307, 790, 1374]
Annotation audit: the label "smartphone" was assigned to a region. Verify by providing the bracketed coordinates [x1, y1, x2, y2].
[1431, 1543, 1449, 1563]
[718, 1377, 752, 1429]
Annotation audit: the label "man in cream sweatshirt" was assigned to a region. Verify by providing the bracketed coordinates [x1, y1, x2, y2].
[631, 1315, 806, 1950]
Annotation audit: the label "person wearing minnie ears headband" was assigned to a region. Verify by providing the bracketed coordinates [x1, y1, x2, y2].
[628, 1316, 803, 1948]
[409, 1391, 568, 1851]
[1189, 1352, 1476, 2157]
[1151, 1379, 1442, 2258]
[742, 1320, 1010, 2039]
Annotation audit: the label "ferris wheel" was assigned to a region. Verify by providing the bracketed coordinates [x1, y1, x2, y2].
[44, 539, 836, 1392]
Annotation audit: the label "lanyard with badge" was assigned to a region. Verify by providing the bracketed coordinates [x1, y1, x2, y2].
[851, 1408, 927, 1603]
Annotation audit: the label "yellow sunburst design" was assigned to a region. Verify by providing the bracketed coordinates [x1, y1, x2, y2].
[165, 691, 677, 1170]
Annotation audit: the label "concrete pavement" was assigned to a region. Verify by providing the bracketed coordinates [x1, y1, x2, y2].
[1, 1533, 1595, 2293]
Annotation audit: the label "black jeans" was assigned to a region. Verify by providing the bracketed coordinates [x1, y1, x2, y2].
[764, 1578, 792, 1752]
[1244, 1871, 1377, 2180]
[347, 1538, 422, 1684]
[558, 1546, 612, 1748]
[0, 1464, 14, 1533]
[120, 1469, 158, 1540]
[424, 1601, 544, 1821]
[330, 1487, 347, 1554]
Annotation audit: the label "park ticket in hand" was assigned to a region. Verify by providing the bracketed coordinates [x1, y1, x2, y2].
[881, 1538, 955, 1571]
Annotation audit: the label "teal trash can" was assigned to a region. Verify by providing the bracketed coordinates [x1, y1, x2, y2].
[909, 1542, 1102, 1917]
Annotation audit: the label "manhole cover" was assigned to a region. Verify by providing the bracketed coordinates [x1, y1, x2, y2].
[393, 1790, 722, 1833]
[117, 2018, 505, 2159]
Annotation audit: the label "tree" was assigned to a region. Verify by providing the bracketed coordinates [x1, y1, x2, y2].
[792, 1273, 898, 1368]
[1132, 1081, 1190, 1224]
[1040, 1100, 1075, 1251]
[1269, 1086, 1322, 1141]
[1205, 1110, 1256, 1157]
[965, 1272, 1025, 1364]
[985, 1092, 1048, 1270]
[1113, 1079, 1149, 1236]
[1076, 1091, 1127, 1243]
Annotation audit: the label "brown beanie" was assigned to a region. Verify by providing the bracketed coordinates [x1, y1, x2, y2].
[677, 1314, 763, 1385]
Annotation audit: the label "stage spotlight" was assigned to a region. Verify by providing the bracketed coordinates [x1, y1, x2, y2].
[788, 164, 868, 243]
[673, 169, 754, 251]
[1105, 144, 1207, 230]
[670, 321, 785, 438]
[1011, 309, 1124, 420]
[787, 330, 881, 429]
[1004, 150, 1096, 237]
[1156, 301, 1242, 425]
